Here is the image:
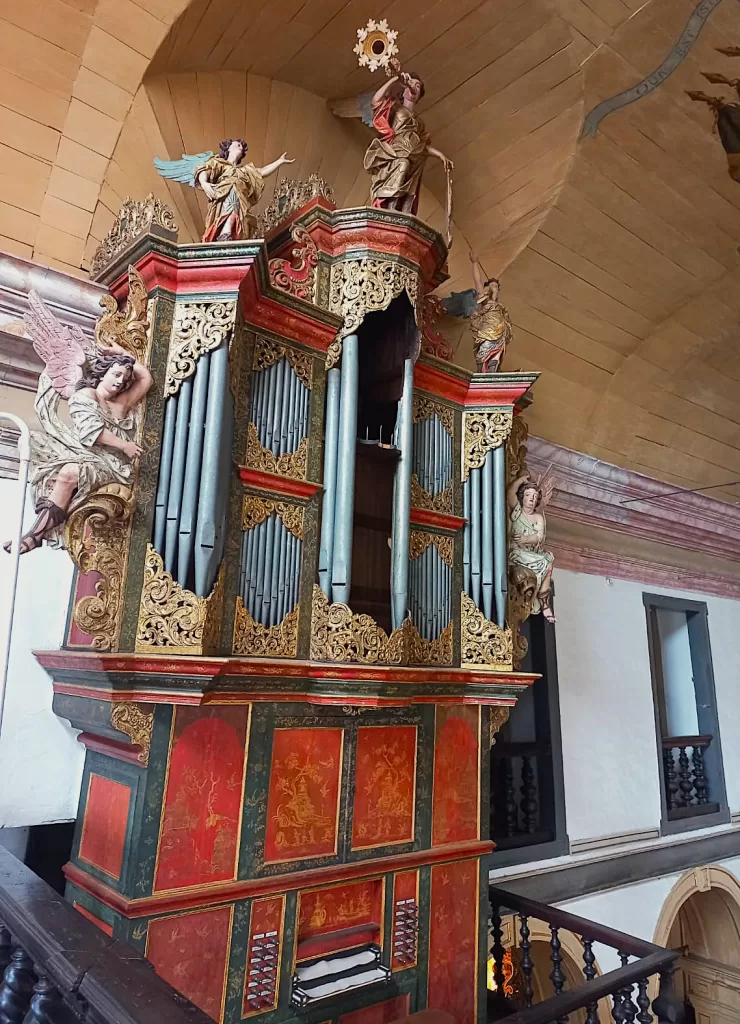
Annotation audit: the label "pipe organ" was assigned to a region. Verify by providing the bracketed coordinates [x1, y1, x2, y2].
[40, 189, 540, 1024]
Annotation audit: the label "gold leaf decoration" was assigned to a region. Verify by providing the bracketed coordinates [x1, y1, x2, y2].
[506, 415, 529, 484]
[252, 335, 313, 388]
[91, 195, 178, 276]
[165, 300, 237, 396]
[232, 597, 299, 658]
[413, 395, 454, 435]
[407, 619, 453, 666]
[462, 409, 514, 481]
[242, 496, 304, 539]
[246, 422, 309, 480]
[409, 530, 454, 567]
[110, 702, 154, 766]
[95, 265, 150, 361]
[135, 545, 223, 655]
[410, 474, 453, 514]
[64, 485, 133, 652]
[461, 593, 513, 670]
[256, 174, 335, 235]
[490, 706, 511, 746]
[268, 225, 318, 303]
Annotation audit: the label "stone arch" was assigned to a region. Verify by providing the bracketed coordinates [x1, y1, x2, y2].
[654, 866, 740, 950]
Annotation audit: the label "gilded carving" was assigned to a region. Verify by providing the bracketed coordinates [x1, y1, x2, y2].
[110, 702, 154, 766]
[91, 195, 178, 275]
[413, 395, 454, 435]
[252, 335, 313, 389]
[407, 619, 453, 666]
[462, 409, 513, 481]
[95, 265, 150, 362]
[135, 545, 223, 655]
[410, 474, 453, 514]
[246, 422, 309, 480]
[232, 597, 299, 658]
[409, 530, 453, 567]
[64, 485, 132, 651]
[268, 225, 318, 303]
[460, 593, 513, 670]
[489, 706, 511, 746]
[242, 496, 304, 539]
[506, 415, 529, 484]
[256, 174, 335, 235]
[165, 300, 237, 396]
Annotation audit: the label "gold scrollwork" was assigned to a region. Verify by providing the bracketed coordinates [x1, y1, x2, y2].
[327, 258, 420, 366]
[165, 300, 237, 396]
[246, 423, 309, 481]
[242, 496, 304, 539]
[232, 597, 299, 658]
[135, 545, 223, 655]
[407, 620, 453, 667]
[506, 415, 529, 484]
[64, 485, 132, 652]
[409, 530, 453, 567]
[460, 593, 513, 670]
[252, 335, 313, 389]
[413, 395, 454, 435]
[110, 702, 154, 766]
[256, 174, 335, 235]
[95, 265, 150, 362]
[268, 225, 318, 302]
[410, 474, 453, 514]
[489, 706, 511, 746]
[91, 195, 178, 276]
[462, 409, 514, 481]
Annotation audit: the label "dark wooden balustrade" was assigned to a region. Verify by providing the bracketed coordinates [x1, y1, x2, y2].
[489, 886, 681, 1024]
[0, 844, 212, 1024]
[661, 736, 715, 820]
[491, 743, 552, 850]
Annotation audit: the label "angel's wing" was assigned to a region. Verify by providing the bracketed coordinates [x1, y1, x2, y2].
[441, 288, 478, 319]
[537, 464, 556, 510]
[326, 93, 375, 127]
[24, 291, 87, 399]
[154, 151, 214, 187]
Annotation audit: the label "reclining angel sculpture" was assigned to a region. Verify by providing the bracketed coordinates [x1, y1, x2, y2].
[154, 138, 294, 242]
[3, 267, 152, 555]
[441, 250, 513, 372]
[507, 466, 556, 623]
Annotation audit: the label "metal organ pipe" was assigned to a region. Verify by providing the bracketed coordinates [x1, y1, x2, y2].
[481, 450, 494, 621]
[470, 467, 481, 609]
[153, 399, 177, 553]
[164, 376, 193, 574]
[391, 356, 415, 631]
[177, 351, 210, 586]
[195, 340, 232, 598]
[331, 334, 359, 606]
[319, 367, 341, 598]
[493, 444, 508, 628]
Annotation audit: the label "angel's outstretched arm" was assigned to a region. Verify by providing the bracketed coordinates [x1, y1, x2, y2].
[257, 153, 295, 178]
[469, 252, 487, 295]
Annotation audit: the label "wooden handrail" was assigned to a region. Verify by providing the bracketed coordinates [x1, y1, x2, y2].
[661, 735, 711, 749]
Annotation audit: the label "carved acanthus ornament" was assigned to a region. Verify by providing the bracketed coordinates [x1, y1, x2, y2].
[410, 474, 453, 514]
[91, 195, 178, 275]
[310, 586, 452, 666]
[110, 702, 154, 766]
[64, 485, 132, 652]
[135, 545, 223, 655]
[165, 300, 237, 396]
[460, 593, 513, 670]
[412, 395, 454, 434]
[420, 294, 453, 361]
[95, 265, 150, 361]
[508, 564, 537, 668]
[242, 496, 304, 539]
[252, 335, 313, 389]
[268, 226, 318, 303]
[246, 423, 309, 481]
[327, 258, 420, 368]
[256, 174, 335, 235]
[489, 706, 511, 746]
[232, 597, 299, 658]
[506, 415, 529, 484]
[462, 409, 513, 481]
[409, 530, 453, 567]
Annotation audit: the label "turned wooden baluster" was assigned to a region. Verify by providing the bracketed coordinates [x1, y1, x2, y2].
[619, 952, 638, 1024]
[521, 756, 539, 835]
[503, 760, 517, 837]
[663, 750, 679, 812]
[582, 937, 600, 1024]
[24, 975, 68, 1024]
[490, 902, 507, 997]
[0, 930, 10, 980]
[0, 947, 35, 1024]
[519, 914, 534, 1009]
[652, 966, 683, 1024]
[636, 978, 654, 1024]
[692, 745, 708, 805]
[549, 924, 568, 1024]
[677, 747, 694, 807]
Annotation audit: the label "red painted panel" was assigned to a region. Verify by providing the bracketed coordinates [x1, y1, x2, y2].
[73, 902, 113, 936]
[428, 859, 479, 1024]
[339, 994, 410, 1024]
[432, 706, 480, 846]
[147, 906, 232, 1022]
[154, 707, 249, 892]
[66, 568, 103, 647]
[297, 878, 384, 946]
[352, 726, 416, 850]
[391, 870, 419, 970]
[264, 728, 343, 863]
[242, 896, 284, 1018]
[78, 774, 131, 880]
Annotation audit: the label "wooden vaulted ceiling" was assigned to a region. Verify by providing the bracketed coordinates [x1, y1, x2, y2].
[3, 0, 740, 498]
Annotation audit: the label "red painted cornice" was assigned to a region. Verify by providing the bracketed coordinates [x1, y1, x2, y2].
[239, 468, 322, 499]
[410, 508, 466, 532]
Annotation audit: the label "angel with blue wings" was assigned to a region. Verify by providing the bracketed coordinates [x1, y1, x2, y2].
[441, 251, 513, 373]
[155, 138, 294, 242]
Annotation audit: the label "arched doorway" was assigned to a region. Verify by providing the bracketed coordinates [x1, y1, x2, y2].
[655, 868, 740, 1024]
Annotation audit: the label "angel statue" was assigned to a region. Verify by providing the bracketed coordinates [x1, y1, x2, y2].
[3, 268, 152, 555]
[154, 139, 294, 242]
[507, 468, 556, 623]
[441, 250, 513, 372]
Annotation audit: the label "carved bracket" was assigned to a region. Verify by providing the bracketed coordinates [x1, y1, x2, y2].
[232, 597, 299, 658]
[242, 496, 304, 538]
[410, 474, 453, 514]
[165, 300, 237, 396]
[110, 702, 154, 766]
[252, 335, 313, 388]
[462, 409, 513, 481]
[268, 225, 318, 303]
[409, 530, 453, 566]
[460, 593, 513, 670]
[246, 423, 309, 481]
[412, 395, 454, 434]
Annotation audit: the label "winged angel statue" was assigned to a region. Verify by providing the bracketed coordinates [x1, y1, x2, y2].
[441, 251, 513, 372]
[154, 139, 294, 242]
[507, 466, 557, 623]
[3, 268, 152, 555]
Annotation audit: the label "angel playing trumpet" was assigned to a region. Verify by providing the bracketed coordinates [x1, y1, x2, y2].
[3, 268, 152, 555]
[507, 467, 556, 623]
[154, 138, 294, 242]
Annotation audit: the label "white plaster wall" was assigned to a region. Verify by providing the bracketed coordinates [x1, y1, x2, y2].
[553, 568, 740, 845]
[0, 477, 83, 827]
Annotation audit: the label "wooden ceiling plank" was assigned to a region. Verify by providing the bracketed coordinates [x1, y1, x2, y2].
[197, 69, 226, 147]
[510, 301, 626, 373]
[146, 75, 204, 230]
[221, 69, 247, 137]
[165, 0, 212, 70]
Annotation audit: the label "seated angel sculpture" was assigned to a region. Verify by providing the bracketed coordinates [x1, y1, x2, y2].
[155, 138, 294, 242]
[442, 251, 513, 373]
[507, 470, 556, 624]
[3, 276, 152, 555]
